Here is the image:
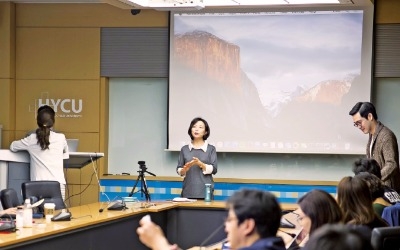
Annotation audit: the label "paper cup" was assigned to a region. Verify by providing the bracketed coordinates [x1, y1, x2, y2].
[44, 203, 56, 221]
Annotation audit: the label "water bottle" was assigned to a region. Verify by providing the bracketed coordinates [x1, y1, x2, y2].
[16, 207, 24, 228]
[205, 184, 212, 202]
[23, 198, 33, 228]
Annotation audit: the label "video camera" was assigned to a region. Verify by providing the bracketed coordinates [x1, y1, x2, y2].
[138, 161, 147, 171]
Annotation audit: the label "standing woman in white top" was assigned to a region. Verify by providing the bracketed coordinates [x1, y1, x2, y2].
[10, 105, 69, 200]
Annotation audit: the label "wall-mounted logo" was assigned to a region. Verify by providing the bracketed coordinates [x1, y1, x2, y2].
[30, 92, 83, 119]
[38, 99, 83, 118]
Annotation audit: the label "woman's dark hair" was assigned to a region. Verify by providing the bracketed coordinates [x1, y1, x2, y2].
[187, 117, 210, 140]
[298, 189, 343, 235]
[35, 106, 55, 150]
[337, 176, 375, 225]
[349, 102, 378, 120]
[352, 158, 382, 179]
[304, 224, 373, 250]
[355, 172, 384, 200]
[226, 189, 281, 238]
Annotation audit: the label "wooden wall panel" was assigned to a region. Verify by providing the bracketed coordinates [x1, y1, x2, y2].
[0, 79, 14, 129]
[15, 80, 100, 132]
[0, 79, 15, 148]
[16, 3, 168, 28]
[16, 28, 100, 80]
[375, 0, 400, 24]
[0, 2, 15, 79]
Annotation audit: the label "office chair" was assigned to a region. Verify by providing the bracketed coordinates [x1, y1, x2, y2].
[0, 188, 21, 209]
[21, 181, 66, 213]
[371, 226, 400, 250]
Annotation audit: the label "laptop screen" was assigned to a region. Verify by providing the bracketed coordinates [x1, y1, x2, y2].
[66, 139, 79, 152]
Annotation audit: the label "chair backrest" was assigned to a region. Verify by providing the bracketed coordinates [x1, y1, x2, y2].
[371, 226, 400, 250]
[21, 181, 66, 213]
[0, 188, 21, 209]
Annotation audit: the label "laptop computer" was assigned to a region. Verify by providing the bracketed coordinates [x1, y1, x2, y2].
[66, 139, 79, 152]
[286, 226, 307, 249]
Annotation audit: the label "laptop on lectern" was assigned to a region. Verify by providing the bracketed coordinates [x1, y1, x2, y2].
[66, 139, 79, 152]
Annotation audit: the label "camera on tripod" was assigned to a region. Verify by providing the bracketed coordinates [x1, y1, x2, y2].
[129, 160, 156, 201]
[138, 161, 147, 172]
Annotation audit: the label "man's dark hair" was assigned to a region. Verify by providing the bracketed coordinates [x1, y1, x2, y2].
[352, 158, 382, 179]
[226, 189, 281, 238]
[349, 102, 378, 120]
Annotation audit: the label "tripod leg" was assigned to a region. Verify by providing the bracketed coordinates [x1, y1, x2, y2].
[128, 175, 141, 197]
[141, 176, 151, 202]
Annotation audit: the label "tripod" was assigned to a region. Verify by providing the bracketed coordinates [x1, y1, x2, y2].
[128, 167, 156, 202]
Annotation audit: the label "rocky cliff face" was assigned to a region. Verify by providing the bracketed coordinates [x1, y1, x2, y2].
[173, 30, 242, 91]
[172, 30, 269, 134]
[295, 79, 352, 106]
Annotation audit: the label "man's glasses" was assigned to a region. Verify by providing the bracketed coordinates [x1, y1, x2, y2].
[353, 119, 364, 128]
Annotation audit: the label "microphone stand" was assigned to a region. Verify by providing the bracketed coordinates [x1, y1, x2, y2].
[128, 167, 156, 202]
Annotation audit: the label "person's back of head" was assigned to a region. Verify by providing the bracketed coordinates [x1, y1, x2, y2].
[303, 224, 373, 250]
[37, 105, 55, 115]
[352, 158, 382, 179]
[36, 106, 56, 150]
[226, 189, 281, 238]
[337, 176, 375, 225]
[355, 172, 384, 200]
[297, 189, 343, 235]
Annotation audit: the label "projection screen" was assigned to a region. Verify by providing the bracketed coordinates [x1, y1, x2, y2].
[169, 6, 374, 154]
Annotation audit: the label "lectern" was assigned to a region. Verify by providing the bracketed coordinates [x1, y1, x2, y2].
[0, 150, 104, 203]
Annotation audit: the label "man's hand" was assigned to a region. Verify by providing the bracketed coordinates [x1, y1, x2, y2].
[137, 216, 172, 250]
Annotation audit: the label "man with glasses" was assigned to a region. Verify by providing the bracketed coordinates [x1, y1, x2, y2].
[137, 189, 286, 250]
[223, 189, 285, 250]
[349, 102, 400, 192]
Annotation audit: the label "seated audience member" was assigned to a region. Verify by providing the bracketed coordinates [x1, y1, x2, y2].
[137, 189, 286, 250]
[352, 158, 400, 205]
[288, 189, 343, 249]
[356, 172, 391, 216]
[0, 207, 17, 216]
[337, 176, 388, 229]
[303, 224, 373, 250]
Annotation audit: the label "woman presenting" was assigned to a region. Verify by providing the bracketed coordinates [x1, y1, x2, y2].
[176, 117, 217, 199]
[10, 105, 69, 200]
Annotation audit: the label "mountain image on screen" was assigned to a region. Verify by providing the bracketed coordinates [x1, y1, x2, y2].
[169, 10, 372, 154]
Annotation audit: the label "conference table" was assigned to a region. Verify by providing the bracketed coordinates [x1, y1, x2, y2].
[0, 201, 299, 250]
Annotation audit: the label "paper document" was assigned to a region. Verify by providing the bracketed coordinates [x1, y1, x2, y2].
[172, 197, 197, 202]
